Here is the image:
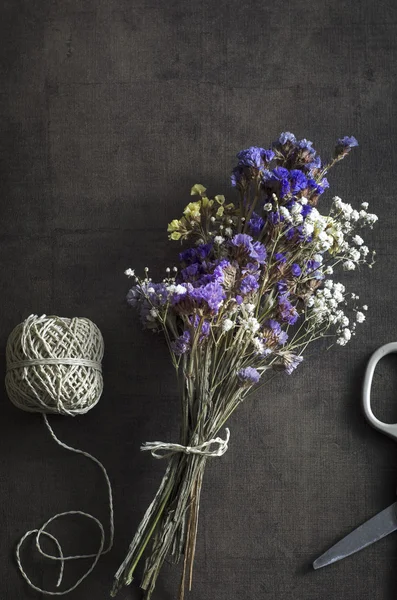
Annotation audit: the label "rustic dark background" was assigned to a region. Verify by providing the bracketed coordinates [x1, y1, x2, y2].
[1, 0, 397, 598]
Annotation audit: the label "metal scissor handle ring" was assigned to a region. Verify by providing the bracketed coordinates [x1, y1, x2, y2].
[363, 342, 397, 441]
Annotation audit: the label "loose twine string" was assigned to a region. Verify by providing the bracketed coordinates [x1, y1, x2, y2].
[5, 314, 114, 595]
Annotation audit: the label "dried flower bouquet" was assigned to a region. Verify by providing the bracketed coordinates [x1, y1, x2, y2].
[112, 133, 377, 599]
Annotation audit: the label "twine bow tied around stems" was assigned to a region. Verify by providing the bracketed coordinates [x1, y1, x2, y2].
[141, 428, 230, 459]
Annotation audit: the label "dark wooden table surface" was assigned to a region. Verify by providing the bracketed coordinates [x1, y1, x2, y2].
[1, 0, 397, 598]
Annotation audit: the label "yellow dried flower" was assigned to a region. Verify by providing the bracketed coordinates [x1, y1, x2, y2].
[190, 184, 207, 196]
[183, 202, 201, 219]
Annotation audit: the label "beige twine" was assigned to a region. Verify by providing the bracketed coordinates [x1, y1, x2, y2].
[5, 314, 114, 595]
[141, 428, 231, 459]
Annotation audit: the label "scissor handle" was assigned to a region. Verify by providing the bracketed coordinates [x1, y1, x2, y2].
[363, 342, 397, 441]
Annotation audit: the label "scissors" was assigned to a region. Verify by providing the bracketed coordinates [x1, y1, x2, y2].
[313, 342, 397, 570]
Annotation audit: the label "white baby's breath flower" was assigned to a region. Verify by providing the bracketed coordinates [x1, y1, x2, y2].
[300, 196, 308, 205]
[245, 303, 256, 314]
[224, 227, 233, 237]
[292, 213, 304, 225]
[343, 328, 352, 341]
[263, 203, 273, 212]
[349, 248, 360, 262]
[222, 319, 234, 332]
[324, 266, 333, 275]
[150, 308, 158, 318]
[313, 253, 323, 264]
[306, 296, 315, 307]
[343, 260, 356, 271]
[361, 202, 369, 209]
[352, 234, 364, 246]
[244, 317, 260, 334]
[252, 338, 265, 354]
[302, 222, 314, 237]
[356, 311, 365, 323]
[325, 279, 333, 289]
[214, 236, 225, 245]
[166, 283, 186, 295]
[333, 196, 343, 209]
[362, 304, 368, 310]
[360, 245, 369, 256]
[279, 206, 292, 222]
[336, 337, 348, 346]
[291, 202, 302, 215]
[125, 268, 135, 277]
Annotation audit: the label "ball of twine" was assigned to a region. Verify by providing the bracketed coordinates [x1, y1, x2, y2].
[5, 314, 113, 596]
[6, 314, 104, 416]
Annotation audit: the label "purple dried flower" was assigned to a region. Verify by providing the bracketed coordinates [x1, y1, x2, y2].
[231, 166, 244, 187]
[189, 281, 226, 313]
[179, 243, 212, 265]
[307, 155, 322, 170]
[262, 148, 275, 163]
[291, 263, 301, 277]
[248, 212, 265, 236]
[278, 294, 299, 325]
[265, 319, 289, 346]
[230, 234, 267, 264]
[289, 170, 308, 194]
[240, 274, 259, 295]
[334, 136, 358, 159]
[237, 366, 261, 385]
[275, 252, 287, 264]
[171, 330, 191, 355]
[337, 136, 358, 149]
[237, 146, 266, 168]
[278, 132, 297, 145]
[301, 204, 313, 218]
[282, 352, 303, 374]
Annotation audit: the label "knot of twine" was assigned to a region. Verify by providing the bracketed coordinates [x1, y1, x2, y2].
[5, 314, 113, 596]
[141, 428, 230, 459]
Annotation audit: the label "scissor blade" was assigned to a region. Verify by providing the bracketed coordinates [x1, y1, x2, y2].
[313, 501, 397, 570]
